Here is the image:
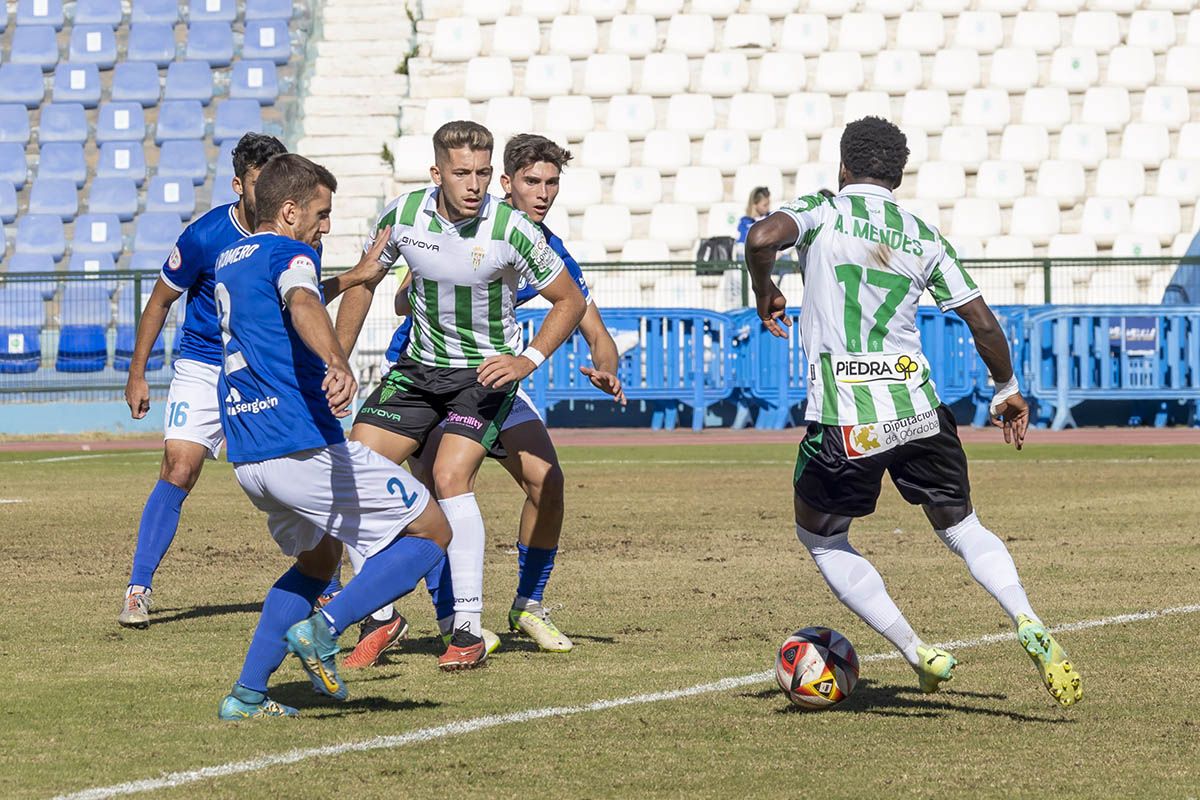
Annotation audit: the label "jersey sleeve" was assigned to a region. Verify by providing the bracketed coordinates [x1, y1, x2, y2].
[159, 222, 205, 293]
[544, 227, 592, 305]
[507, 212, 565, 292]
[924, 234, 982, 312]
[776, 194, 832, 249]
[364, 195, 406, 267]
[272, 240, 322, 304]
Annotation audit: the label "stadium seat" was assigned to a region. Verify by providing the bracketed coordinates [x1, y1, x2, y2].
[700, 130, 751, 174]
[863, 0, 915, 15]
[1020, 87, 1071, 129]
[895, 11, 945, 53]
[640, 130, 691, 173]
[1012, 11, 1061, 53]
[16, 0, 64, 28]
[703, 202, 741, 238]
[463, 57, 514, 102]
[0, 284, 47, 373]
[11, 26, 59, 72]
[186, 22, 234, 68]
[580, 0, 625, 17]
[637, 52, 690, 97]
[612, 167, 663, 213]
[606, 13, 657, 57]
[939, 126, 988, 166]
[87, 176, 139, 221]
[1121, 122, 1170, 167]
[389, 136, 433, 181]
[1081, 198, 1130, 246]
[231, 61, 279, 106]
[127, 23, 177, 67]
[165, 61, 214, 105]
[1106, 46, 1156, 90]
[904, 198, 941, 230]
[665, 94, 716, 138]
[916, 161, 966, 204]
[246, 0, 293, 20]
[464, 0, 510, 21]
[1142, 86, 1190, 126]
[484, 96, 534, 138]
[779, 14, 828, 55]
[578, 131, 630, 173]
[734, 165, 784, 207]
[210, 181, 238, 207]
[843, 91, 891, 126]
[664, 14, 714, 56]
[784, 92, 834, 136]
[1081, 87, 1130, 131]
[672, 166, 724, 207]
[697, 53, 750, 97]
[604, 95, 655, 137]
[1095, 158, 1146, 197]
[988, 48, 1038, 92]
[131, 0, 179, 24]
[133, 212, 184, 253]
[15, 214, 66, 260]
[758, 128, 808, 169]
[1047, 234, 1097, 258]
[871, 50, 922, 94]
[38, 103, 88, 144]
[0, 179, 17, 223]
[1164, 46, 1200, 88]
[999, 124, 1050, 169]
[813, 52, 863, 94]
[96, 102, 147, 144]
[525, 0, 572, 20]
[960, 89, 1010, 132]
[523, 55, 572, 99]
[243, 20, 291, 65]
[955, 11, 1003, 54]
[114, 289, 165, 371]
[900, 90, 951, 133]
[37, 143, 86, 187]
[836, 12, 886, 53]
[432, 18, 481, 62]
[950, 199, 1001, 238]
[648, 204, 700, 251]
[28, 178, 78, 221]
[146, 177, 197, 221]
[1072, 11, 1120, 51]
[1058, 123, 1108, 168]
[1049, 48, 1099, 91]
[581, 205, 632, 250]
[727, 93, 777, 133]
[5, 252, 58, 295]
[421, 97, 471, 135]
[582, 54, 632, 98]
[96, 145, 147, 187]
[52, 64, 101, 108]
[544, 96, 594, 141]
[723, 13, 773, 49]
[549, 15, 598, 58]
[73, 213, 123, 258]
[555, 167, 602, 213]
[0, 143, 26, 189]
[1110, 234, 1162, 259]
[984, 236, 1035, 259]
[57, 282, 112, 373]
[749, 0, 799, 16]
[190, 0, 236, 23]
[1177, 123, 1200, 159]
[129, 250, 170, 272]
[930, 49, 980, 93]
[817, 127, 843, 164]
[0, 106, 31, 144]
[975, 160, 1026, 204]
[1155, 159, 1200, 200]
[1131, 197, 1181, 243]
[902, 127, 928, 171]
[68, 25, 118, 69]
[490, 16, 539, 60]
[754, 52, 806, 96]
[0, 64, 44, 108]
[156, 100, 206, 144]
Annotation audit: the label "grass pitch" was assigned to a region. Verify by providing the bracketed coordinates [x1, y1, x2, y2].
[2, 441, 1198, 799]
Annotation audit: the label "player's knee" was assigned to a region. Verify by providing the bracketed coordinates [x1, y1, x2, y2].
[159, 454, 203, 491]
[527, 462, 565, 509]
[432, 465, 473, 499]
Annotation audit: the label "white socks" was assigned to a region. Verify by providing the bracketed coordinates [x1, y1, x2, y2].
[797, 525, 923, 667]
[345, 544, 397, 623]
[439, 493, 485, 638]
[936, 512, 1039, 625]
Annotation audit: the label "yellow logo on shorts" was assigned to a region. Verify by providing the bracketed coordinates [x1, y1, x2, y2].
[854, 426, 881, 451]
[894, 355, 919, 379]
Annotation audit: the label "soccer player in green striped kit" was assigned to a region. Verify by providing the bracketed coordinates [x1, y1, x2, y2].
[746, 117, 1082, 708]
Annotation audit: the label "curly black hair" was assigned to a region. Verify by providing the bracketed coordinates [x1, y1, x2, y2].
[839, 117, 908, 188]
[231, 132, 288, 180]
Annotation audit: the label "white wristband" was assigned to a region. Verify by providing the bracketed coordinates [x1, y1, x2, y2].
[521, 346, 546, 369]
[989, 375, 1020, 417]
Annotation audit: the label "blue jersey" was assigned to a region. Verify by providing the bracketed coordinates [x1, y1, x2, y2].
[160, 203, 252, 366]
[383, 222, 591, 365]
[214, 233, 345, 463]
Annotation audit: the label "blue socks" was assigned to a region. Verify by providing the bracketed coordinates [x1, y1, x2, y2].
[321, 567, 342, 598]
[128, 479, 189, 589]
[515, 542, 557, 604]
[425, 554, 456, 623]
[321, 536, 445, 637]
[237, 567, 327, 693]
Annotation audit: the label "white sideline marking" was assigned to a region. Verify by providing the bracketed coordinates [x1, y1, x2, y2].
[1, 452, 159, 466]
[562, 457, 1200, 466]
[54, 603, 1200, 800]
[0, 498, 25, 504]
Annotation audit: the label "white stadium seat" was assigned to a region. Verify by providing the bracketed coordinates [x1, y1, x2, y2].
[464, 0, 510, 23]
[1088, 0, 1138, 12]
[988, 49, 1039, 92]
[1127, 10, 1177, 52]
[464, 57, 514, 101]
[999, 124, 1050, 169]
[916, 161, 966, 204]
[837, 13, 887, 54]
[635, 0, 685, 17]
[977, 0, 1024, 12]
[665, 15, 715, 56]
[1048, 48, 1099, 91]
[817, 127, 843, 165]
[1012, 12, 1061, 54]
[1111, 234, 1163, 258]
[665, 94, 716, 138]
[1189, 10, 1200, 44]
[975, 160, 1026, 204]
[1047, 234, 1098, 258]
[578, 131, 630, 173]
[606, 14, 658, 57]
[1035, 160, 1085, 208]
[392, 136, 435, 181]
[930, 49, 981, 93]
[1095, 159, 1146, 197]
[904, 197, 942, 230]
[1141, 86, 1190, 127]
[583, 54, 632, 97]
[794, 163, 840, 196]
[649, 204, 700, 250]
[901, 127, 929, 171]
[950, 198, 1002, 238]
[808, 0, 853, 10]
[490, 16, 540, 60]
[1164, 47, 1200, 88]
[638, 53, 690, 96]
[697, 52, 750, 96]
[1071, 11, 1120, 52]
[954, 12, 1003, 54]
[542, 205, 570, 238]
[1080, 87, 1130, 131]
[622, 239, 672, 262]
[785, 92, 835, 136]
[1058, 123, 1109, 168]
[723, 14, 773, 49]
[555, 167, 602, 212]
[1033, 0, 1082, 12]
[939, 126, 988, 167]
[1121, 122, 1171, 166]
[895, 11, 945, 53]
[1177, 123, 1200, 159]
[700, 129, 752, 173]
[673, 166, 725, 207]
[1171, 233, 1193, 257]
[549, 15, 599, 58]
[545, 96, 595, 141]
[754, 52, 807, 95]
[432, 18, 481, 62]
[728, 93, 778, 133]
[950, 237, 984, 259]
[985, 236, 1035, 259]
[734, 165, 785, 205]
[1155, 159, 1200, 200]
[1010, 197, 1062, 244]
[581, 205, 632, 250]
[523, 55, 573, 98]
[641, 130, 691, 173]
[579, 0, 626, 19]
[843, 91, 891, 125]
[1020, 87, 1071, 129]
[960, 88, 1011, 132]
[921, 0, 968, 11]
[696, 0, 741, 15]
[1131, 197, 1181, 243]
[522, 0, 570, 20]
[1105, 46, 1156, 90]
[611, 167, 663, 213]
[871, 50, 923, 94]
[1081, 198, 1130, 246]
[813, 52, 864, 94]
[749, 0, 802, 16]
[605, 94, 657, 136]
[758, 129, 809, 168]
[901, 90, 951, 133]
[863, 0, 914, 16]
[483, 97, 533, 137]
[780, 14, 829, 55]
[422, 97, 471, 135]
[705, 202, 742, 237]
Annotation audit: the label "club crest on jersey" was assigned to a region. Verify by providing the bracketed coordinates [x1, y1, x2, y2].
[841, 408, 941, 459]
[167, 246, 182, 271]
[471, 245, 486, 270]
[832, 353, 925, 385]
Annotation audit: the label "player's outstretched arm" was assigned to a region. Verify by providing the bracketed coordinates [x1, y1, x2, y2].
[123, 278, 183, 419]
[577, 303, 625, 404]
[953, 297, 1028, 450]
[319, 225, 393, 304]
[745, 213, 800, 339]
[477, 271, 587, 389]
[287, 287, 358, 418]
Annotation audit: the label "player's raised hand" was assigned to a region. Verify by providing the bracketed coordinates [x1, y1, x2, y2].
[580, 365, 626, 405]
[477, 353, 535, 389]
[124, 375, 151, 419]
[322, 362, 358, 418]
[755, 282, 792, 339]
[356, 225, 394, 289]
[991, 391, 1029, 451]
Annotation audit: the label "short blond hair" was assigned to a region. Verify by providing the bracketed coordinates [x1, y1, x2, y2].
[433, 120, 494, 163]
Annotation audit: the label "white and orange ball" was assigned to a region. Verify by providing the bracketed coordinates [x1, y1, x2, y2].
[775, 627, 860, 709]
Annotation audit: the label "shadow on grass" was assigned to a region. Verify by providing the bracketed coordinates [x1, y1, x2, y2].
[150, 602, 262, 625]
[271, 679, 441, 717]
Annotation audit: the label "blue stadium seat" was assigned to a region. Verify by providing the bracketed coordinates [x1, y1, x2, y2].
[190, 0, 237, 23]
[214, 99, 263, 144]
[130, 249, 169, 272]
[157, 140, 208, 186]
[67, 251, 116, 275]
[127, 23, 177, 67]
[133, 212, 183, 252]
[216, 138, 236, 173]
[131, 0, 178, 24]
[0, 144, 27, 189]
[230, 61, 279, 105]
[0, 4, 7, 32]
[146, 176, 197, 220]
[0, 179, 16, 223]
[115, 288, 165, 371]
[0, 105, 31, 144]
[73, 213, 124, 258]
[186, 22, 234, 68]
[52, 64, 102, 108]
[38, 103, 88, 144]
[96, 144, 147, 186]
[155, 100, 205, 143]
[69, 25, 118, 70]
[75, 0, 123, 27]
[87, 176, 139, 220]
[37, 142, 87, 187]
[28, 177, 78, 221]
[5, 253, 58, 300]
[96, 102, 147, 144]
[246, 0, 293, 21]
[165, 61, 214, 105]
[243, 20, 290, 65]
[57, 281, 112, 372]
[110, 62, 162, 107]
[0, 284, 47, 374]
[16, 0, 64, 28]
[0, 65, 47, 108]
[210, 179, 239, 208]
[11, 26, 60, 72]
[15, 214, 66, 260]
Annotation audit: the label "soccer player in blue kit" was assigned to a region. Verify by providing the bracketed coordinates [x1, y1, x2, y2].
[213, 153, 452, 719]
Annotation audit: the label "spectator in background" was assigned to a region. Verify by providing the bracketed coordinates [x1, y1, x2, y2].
[737, 186, 771, 244]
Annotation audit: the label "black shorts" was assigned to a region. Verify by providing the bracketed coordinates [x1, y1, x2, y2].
[793, 405, 970, 518]
[355, 356, 517, 457]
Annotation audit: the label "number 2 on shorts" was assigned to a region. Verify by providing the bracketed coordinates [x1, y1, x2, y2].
[386, 477, 419, 508]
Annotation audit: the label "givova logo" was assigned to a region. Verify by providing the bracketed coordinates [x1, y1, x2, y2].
[224, 385, 280, 416]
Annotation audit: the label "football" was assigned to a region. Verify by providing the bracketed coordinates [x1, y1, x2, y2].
[775, 627, 860, 710]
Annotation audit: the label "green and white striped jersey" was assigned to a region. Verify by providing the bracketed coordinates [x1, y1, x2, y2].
[778, 183, 980, 427]
[369, 187, 564, 368]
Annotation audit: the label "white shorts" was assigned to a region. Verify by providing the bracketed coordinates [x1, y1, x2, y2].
[233, 440, 432, 559]
[164, 359, 224, 459]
